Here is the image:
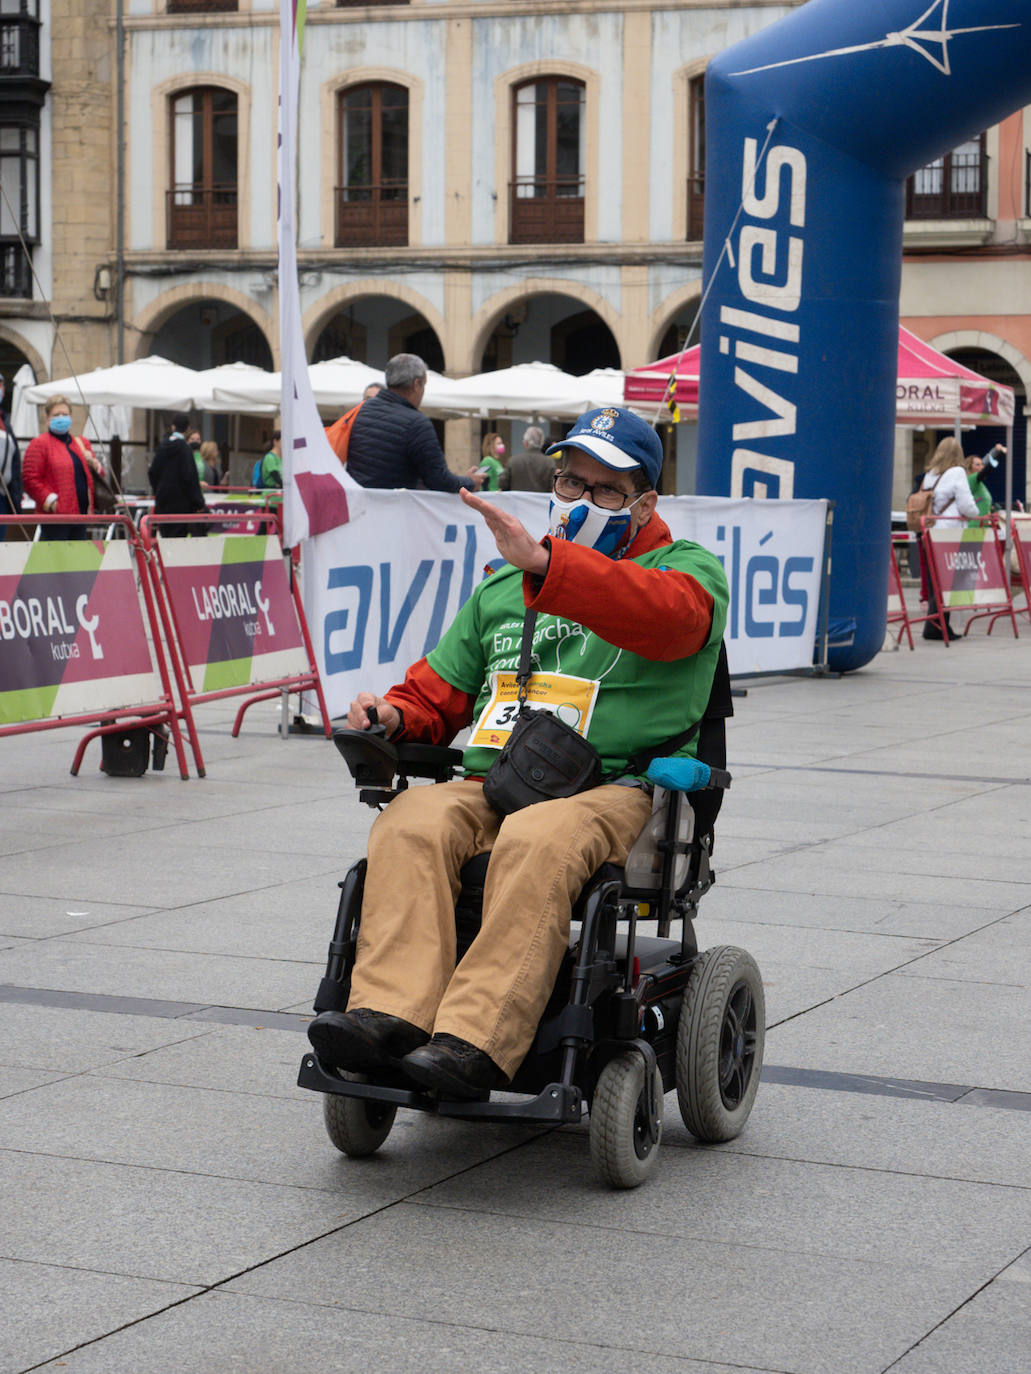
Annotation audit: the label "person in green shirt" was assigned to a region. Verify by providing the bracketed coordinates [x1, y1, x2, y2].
[967, 444, 1003, 517]
[307, 406, 729, 1102]
[258, 431, 283, 489]
[476, 431, 507, 491]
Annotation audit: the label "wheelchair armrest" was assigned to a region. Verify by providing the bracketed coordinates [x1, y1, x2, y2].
[645, 757, 731, 793]
[394, 742, 465, 783]
[332, 726, 398, 788]
[332, 727, 464, 790]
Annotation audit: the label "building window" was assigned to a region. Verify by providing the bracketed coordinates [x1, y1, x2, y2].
[167, 0, 237, 12]
[906, 133, 987, 219]
[0, 0, 40, 78]
[336, 83, 408, 247]
[167, 87, 238, 250]
[687, 73, 705, 241]
[510, 77, 585, 244]
[0, 121, 38, 297]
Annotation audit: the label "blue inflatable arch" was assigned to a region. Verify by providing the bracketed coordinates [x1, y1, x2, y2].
[696, 0, 1031, 670]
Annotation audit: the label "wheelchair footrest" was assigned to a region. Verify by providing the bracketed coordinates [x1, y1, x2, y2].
[437, 1082, 583, 1124]
[298, 1053, 583, 1124]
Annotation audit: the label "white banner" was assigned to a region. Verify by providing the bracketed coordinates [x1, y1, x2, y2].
[301, 492, 827, 717]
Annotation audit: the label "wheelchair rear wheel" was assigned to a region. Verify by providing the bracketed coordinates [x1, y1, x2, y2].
[323, 1075, 397, 1156]
[676, 945, 764, 1143]
[589, 1052, 664, 1189]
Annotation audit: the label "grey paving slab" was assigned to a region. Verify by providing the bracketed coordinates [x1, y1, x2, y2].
[0, 936, 318, 1009]
[0, 1148, 361, 1287]
[58, 870, 355, 963]
[0, 1002, 215, 1073]
[886, 913, 1031, 987]
[92, 1022, 313, 1101]
[0, 1064, 67, 1097]
[0, 1072, 541, 1192]
[766, 971, 1031, 1090]
[698, 882, 1002, 942]
[414, 1131, 1031, 1275]
[0, 834, 344, 908]
[0, 1257, 197, 1374]
[694, 1082, 1031, 1190]
[891, 1252, 1031, 1374]
[223, 1201, 984, 1374]
[0, 892, 162, 939]
[29, 1289, 774, 1374]
[717, 844, 1031, 911]
[138, 793, 375, 862]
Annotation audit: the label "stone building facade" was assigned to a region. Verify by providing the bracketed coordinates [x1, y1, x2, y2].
[1, 0, 1029, 502]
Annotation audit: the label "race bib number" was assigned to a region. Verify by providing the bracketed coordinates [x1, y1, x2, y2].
[470, 671, 600, 750]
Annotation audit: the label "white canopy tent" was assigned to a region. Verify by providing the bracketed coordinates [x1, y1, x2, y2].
[431, 361, 625, 420]
[22, 356, 200, 411]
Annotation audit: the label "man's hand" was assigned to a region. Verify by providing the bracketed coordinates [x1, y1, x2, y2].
[347, 692, 401, 736]
[464, 467, 486, 489]
[459, 488, 550, 577]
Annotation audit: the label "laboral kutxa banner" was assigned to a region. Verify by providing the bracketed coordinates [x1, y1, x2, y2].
[924, 522, 1011, 609]
[156, 534, 307, 691]
[0, 540, 160, 726]
[301, 490, 828, 718]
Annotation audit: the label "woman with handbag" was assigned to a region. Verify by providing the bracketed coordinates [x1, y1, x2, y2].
[916, 436, 979, 641]
[22, 395, 110, 540]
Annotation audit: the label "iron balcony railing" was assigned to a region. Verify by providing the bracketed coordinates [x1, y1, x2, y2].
[509, 177, 585, 244]
[0, 16, 40, 77]
[334, 184, 408, 247]
[906, 150, 988, 220]
[166, 185, 238, 250]
[0, 240, 33, 298]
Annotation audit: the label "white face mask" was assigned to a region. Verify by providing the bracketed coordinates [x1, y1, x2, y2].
[547, 492, 644, 557]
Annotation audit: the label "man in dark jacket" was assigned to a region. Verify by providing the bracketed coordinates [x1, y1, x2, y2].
[346, 354, 482, 492]
[148, 412, 206, 537]
[499, 425, 556, 492]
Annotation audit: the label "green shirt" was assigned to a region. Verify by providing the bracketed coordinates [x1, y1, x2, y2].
[427, 541, 729, 779]
[261, 450, 283, 489]
[478, 454, 505, 492]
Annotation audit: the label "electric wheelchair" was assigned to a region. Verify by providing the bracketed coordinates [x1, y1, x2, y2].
[297, 662, 764, 1190]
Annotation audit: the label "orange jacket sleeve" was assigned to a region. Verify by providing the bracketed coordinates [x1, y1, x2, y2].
[383, 656, 478, 744]
[523, 536, 714, 660]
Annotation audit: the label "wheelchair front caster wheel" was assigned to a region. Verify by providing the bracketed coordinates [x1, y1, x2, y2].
[676, 945, 764, 1143]
[589, 1052, 663, 1189]
[322, 1076, 397, 1157]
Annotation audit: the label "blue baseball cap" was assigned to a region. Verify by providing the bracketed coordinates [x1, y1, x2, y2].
[545, 407, 663, 490]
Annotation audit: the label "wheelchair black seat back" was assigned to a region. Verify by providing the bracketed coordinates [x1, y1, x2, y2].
[298, 643, 765, 1189]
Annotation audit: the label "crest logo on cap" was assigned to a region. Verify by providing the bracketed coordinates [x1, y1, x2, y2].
[591, 411, 616, 432]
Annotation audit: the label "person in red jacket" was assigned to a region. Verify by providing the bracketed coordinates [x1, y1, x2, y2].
[22, 395, 107, 540]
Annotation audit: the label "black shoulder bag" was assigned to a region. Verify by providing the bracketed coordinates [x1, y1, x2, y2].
[482, 609, 603, 816]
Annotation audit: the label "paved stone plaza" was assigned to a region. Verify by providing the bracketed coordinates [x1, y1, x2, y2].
[1, 622, 1030, 1373]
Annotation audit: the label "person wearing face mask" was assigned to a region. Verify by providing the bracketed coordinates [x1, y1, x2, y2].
[22, 396, 107, 540]
[0, 375, 22, 540]
[307, 406, 729, 1100]
[476, 431, 507, 491]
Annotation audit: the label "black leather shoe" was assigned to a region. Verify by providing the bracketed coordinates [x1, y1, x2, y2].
[402, 1033, 507, 1100]
[307, 1008, 428, 1073]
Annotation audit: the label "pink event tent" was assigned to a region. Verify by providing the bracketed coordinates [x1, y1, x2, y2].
[624, 328, 1015, 428]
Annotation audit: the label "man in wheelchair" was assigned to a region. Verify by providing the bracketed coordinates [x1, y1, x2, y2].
[307, 406, 729, 1103]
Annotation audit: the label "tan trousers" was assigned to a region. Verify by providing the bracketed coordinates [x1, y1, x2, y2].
[347, 779, 653, 1078]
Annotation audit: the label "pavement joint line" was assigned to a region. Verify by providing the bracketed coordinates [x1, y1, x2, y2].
[15, 1127, 558, 1374]
[733, 761, 1030, 785]
[3, 983, 1031, 1113]
[880, 1242, 1031, 1373]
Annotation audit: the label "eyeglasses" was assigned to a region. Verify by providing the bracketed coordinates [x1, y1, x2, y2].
[553, 472, 638, 511]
